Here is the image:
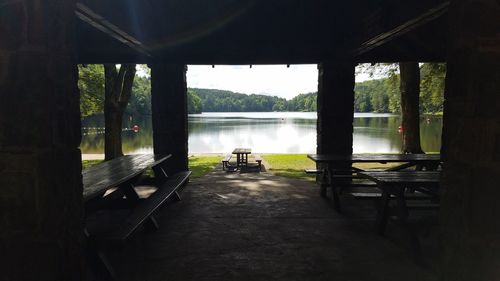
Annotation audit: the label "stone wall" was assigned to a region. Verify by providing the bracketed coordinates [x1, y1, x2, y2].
[316, 62, 355, 157]
[150, 63, 189, 174]
[0, 1, 83, 280]
[440, 0, 500, 280]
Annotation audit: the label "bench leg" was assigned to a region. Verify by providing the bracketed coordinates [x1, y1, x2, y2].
[319, 169, 328, 198]
[144, 216, 160, 231]
[121, 182, 140, 204]
[394, 186, 425, 265]
[376, 185, 391, 235]
[330, 184, 342, 213]
[85, 229, 116, 281]
[324, 168, 341, 212]
[172, 191, 182, 202]
[405, 220, 425, 266]
[86, 249, 116, 281]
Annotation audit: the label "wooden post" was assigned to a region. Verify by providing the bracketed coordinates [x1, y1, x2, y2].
[317, 62, 355, 157]
[440, 0, 500, 280]
[0, 1, 83, 279]
[150, 63, 189, 174]
[316, 62, 355, 203]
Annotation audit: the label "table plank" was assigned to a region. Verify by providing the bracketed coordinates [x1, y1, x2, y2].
[358, 171, 441, 185]
[83, 154, 170, 202]
[232, 148, 251, 154]
[307, 154, 440, 163]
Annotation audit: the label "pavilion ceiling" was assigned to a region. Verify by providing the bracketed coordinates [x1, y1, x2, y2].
[75, 0, 449, 64]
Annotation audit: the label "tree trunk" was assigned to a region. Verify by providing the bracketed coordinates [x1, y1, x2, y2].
[104, 64, 136, 160]
[399, 62, 423, 154]
[104, 106, 124, 160]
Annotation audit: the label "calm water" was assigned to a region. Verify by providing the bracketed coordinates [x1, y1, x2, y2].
[81, 112, 442, 154]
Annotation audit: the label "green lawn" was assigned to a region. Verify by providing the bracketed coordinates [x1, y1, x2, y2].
[262, 154, 317, 181]
[262, 154, 405, 181]
[188, 156, 222, 178]
[81, 156, 221, 179]
[82, 160, 102, 169]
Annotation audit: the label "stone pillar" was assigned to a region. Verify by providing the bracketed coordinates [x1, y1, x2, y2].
[150, 63, 188, 174]
[440, 0, 500, 280]
[317, 62, 355, 157]
[316, 62, 355, 196]
[0, 1, 83, 280]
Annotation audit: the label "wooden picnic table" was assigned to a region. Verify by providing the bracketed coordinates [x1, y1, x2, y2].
[307, 153, 441, 169]
[307, 154, 441, 211]
[358, 170, 440, 262]
[83, 154, 181, 279]
[232, 148, 251, 168]
[83, 154, 171, 202]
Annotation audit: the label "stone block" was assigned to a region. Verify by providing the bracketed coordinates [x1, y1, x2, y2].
[316, 62, 355, 156]
[0, 2, 26, 50]
[151, 63, 188, 173]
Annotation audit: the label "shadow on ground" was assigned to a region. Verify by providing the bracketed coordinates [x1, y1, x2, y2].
[108, 164, 440, 281]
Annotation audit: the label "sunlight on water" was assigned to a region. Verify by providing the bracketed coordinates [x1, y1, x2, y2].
[80, 112, 442, 154]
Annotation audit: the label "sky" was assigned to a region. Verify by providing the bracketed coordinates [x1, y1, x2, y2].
[186, 64, 374, 100]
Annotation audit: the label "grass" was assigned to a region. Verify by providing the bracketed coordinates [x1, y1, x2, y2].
[262, 154, 406, 181]
[262, 154, 317, 181]
[82, 160, 102, 169]
[188, 155, 222, 178]
[81, 156, 222, 179]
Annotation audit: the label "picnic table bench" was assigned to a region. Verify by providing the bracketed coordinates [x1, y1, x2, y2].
[254, 154, 262, 170]
[307, 154, 441, 212]
[233, 148, 251, 167]
[222, 148, 262, 171]
[83, 154, 191, 279]
[222, 154, 234, 171]
[358, 171, 441, 235]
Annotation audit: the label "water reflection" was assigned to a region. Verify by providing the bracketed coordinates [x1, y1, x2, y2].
[80, 112, 442, 154]
[188, 115, 317, 153]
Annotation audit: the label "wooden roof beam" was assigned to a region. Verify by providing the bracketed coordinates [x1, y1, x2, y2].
[75, 3, 151, 57]
[352, 1, 449, 57]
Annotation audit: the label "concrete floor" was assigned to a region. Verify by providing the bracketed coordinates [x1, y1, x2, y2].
[108, 166, 440, 281]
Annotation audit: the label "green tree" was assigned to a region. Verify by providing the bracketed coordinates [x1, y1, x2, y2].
[78, 65, 104, 118]
[187, 90, 203, 113]
[104, 64, 136, 160]
[272, 99, 287, 111]
[127, 75, 151, 117]
[420, 63, 445, 113]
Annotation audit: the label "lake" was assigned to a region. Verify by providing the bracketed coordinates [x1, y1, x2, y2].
[81, 112, 442, 154]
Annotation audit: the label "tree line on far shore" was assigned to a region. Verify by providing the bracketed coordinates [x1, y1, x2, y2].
[188, 63, 445, 114]
[79, 63, 445, 119]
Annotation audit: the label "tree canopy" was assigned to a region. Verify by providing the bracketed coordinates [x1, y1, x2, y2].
[187, 89, 202, 113]
[79, 63, 446, 117]
[78, 64, 104, 117]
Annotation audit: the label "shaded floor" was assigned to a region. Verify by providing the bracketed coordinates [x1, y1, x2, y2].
[109, 165, 439, 281]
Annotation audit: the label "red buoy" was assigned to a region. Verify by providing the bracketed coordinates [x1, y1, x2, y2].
[133, 125, 140, 133]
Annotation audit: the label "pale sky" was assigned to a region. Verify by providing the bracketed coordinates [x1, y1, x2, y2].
[186, 64, 373, 100]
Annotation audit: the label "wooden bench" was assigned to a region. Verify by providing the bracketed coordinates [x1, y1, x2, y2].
[86, 155, 191, 244]
[90, 171, 191, 243]
[358, 171, 440, 235]
[222, 154, 232, 171]
[303, 168, 379, 211]
[254, 155, 262, 170]
[305, 169, 321, 174]
[83, 154, 178, 279]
